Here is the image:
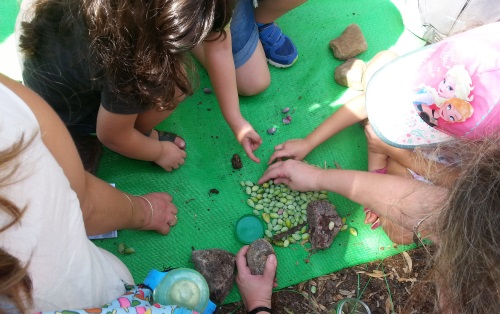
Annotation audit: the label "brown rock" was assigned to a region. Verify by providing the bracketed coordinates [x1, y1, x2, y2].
[246, 239, 275, 275]
[231, 153, 243, 169]
[306, 200, 343, 249]
[334, 58, 367, 90]
[191, 249, 236, 304]
[329, 24, 368, 60]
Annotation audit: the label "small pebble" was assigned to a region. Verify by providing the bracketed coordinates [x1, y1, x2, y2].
[286, 115, 292, 121]
[281, 107, 290, 113]
[203, 87, 213, 94]
[267, 127, 277, 135]
[282, 118, 291, 125]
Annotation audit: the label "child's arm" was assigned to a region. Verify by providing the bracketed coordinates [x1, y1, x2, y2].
[200, 32, 262, 163]
[258, 159, 446, 243]
[268, 93, 367, 163]
[96, 107, 186, 172]
[365, 125, 460, 187]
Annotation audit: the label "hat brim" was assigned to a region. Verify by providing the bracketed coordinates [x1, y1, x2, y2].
[366, 45, 454, 149]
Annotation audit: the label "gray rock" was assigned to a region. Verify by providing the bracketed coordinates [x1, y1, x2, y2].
[191, 249, 236, 304]
[306, 200, 343, 249]
[329, 24, 368, 60]
[246, 239, 275, 275]
[334, 58, 366, 90]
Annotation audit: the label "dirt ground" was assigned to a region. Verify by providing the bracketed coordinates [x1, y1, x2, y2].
[217, 245, 437, 314]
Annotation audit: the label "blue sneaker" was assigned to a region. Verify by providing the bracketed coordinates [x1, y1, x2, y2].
[257, 22, 298, 68]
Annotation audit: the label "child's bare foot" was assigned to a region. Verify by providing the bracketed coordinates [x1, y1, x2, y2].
[136, 193, 178, 234]
[364, 208, 380, 230]
[155, 141, 186, 171]
[146, 129, 186, 150]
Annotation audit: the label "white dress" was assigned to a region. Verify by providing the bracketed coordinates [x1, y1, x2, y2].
[0, 82, 133, 311]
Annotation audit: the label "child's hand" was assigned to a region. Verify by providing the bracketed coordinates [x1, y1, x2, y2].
[267, 139, 312, 164]
[241, 129, 262, 163]
[234, 122, 262, 163]
[235, 246, 276, 311]
[258, 159, 322, 192]
[154, 141, 187, 171]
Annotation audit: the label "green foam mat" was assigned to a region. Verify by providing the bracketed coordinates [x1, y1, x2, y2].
[88, 0, 413, 304]
[0, 0, 19, 42]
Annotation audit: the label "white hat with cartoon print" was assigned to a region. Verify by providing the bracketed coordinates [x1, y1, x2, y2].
[366, 22, 500, 148]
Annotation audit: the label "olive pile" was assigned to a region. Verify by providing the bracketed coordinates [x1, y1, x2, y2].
[241, 180, 328, 247]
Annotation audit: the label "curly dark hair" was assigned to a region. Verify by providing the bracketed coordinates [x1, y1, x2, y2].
[20, 0, 235, 111]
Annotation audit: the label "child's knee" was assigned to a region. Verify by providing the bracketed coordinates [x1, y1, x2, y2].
[238, 73, 271, 96]
[381, 219, 415, 244]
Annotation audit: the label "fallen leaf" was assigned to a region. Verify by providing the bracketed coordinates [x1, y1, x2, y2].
[339, 289, 351, 296]
[402, 251, 413, 273]
[385, 297, 394, 314]
[398, 277, 417, 282]
[364, 272, 388, 278]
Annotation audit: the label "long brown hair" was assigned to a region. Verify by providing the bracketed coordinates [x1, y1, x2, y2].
[404, 136, 500, 313]
[432, 136, 500, 313]
[20, 0, 235, 111]
[0, 135, 34, 314]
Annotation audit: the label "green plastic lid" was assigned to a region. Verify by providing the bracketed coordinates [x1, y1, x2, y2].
[235, 214, 265, 244]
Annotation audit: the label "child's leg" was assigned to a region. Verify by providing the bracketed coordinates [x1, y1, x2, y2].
[364, 149, 407, 228]
[379, 203, 438, 245]
[386, 157, 414, 179]
[368, 151, 388, 172]
[254, 0, 307, 23]
[362, 50, 399, 91]
[231, 0, 271, 95]
[134, 88, 186, 149]
[366, 158, 415, 229]
[364, 150, 389, 226]
[235, 40, 271, 96]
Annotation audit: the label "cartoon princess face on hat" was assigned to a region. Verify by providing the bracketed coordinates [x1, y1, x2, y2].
[438, 65, 474, 101]
[413, 65, 474, 108]
[417, 98, 474, 127]
[440, 98, 474, 122]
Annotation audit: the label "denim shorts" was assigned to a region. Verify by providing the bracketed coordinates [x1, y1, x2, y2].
[230, 0, 259, 68]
